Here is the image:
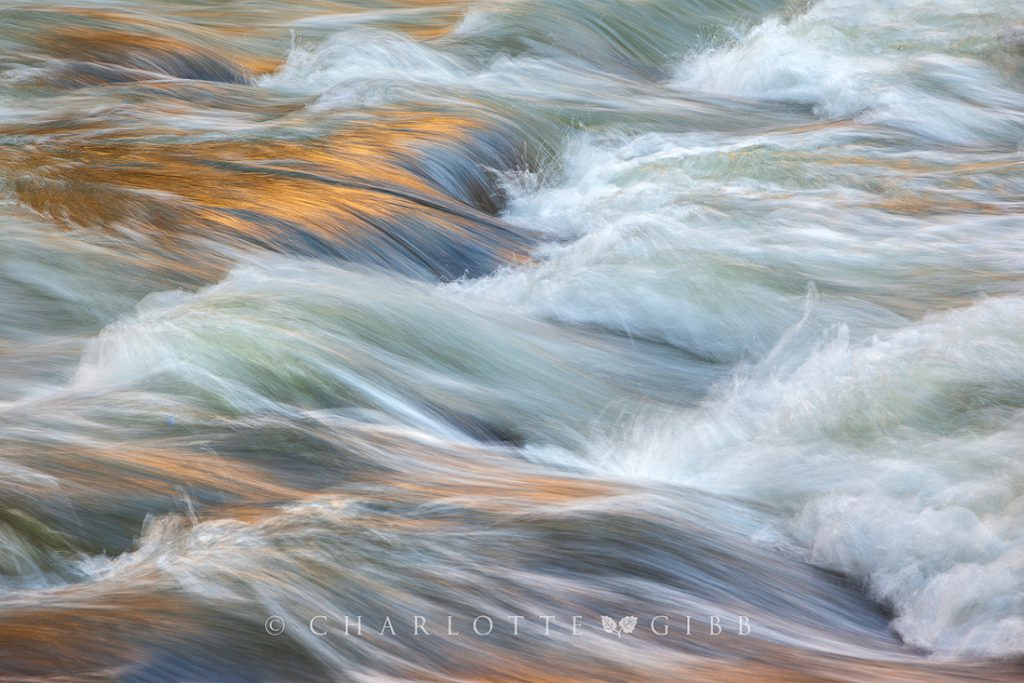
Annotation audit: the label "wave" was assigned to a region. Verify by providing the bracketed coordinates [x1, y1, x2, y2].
[673, 0, 1024, 146]
[2, 0, 1024, 679]
[592, 295, 1024, 656]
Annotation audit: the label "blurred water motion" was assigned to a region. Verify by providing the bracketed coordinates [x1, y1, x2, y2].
[1, 1, 1023, 681]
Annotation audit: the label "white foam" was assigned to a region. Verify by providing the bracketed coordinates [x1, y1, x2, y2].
[595, 296, 1024, 656]
[451, 102, 1024, 656]
[452, 128, 1024, 359]
[258, 28, 466, 109]
[673, 0, 1024, 146]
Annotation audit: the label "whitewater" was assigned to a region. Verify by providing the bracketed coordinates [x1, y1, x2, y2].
[0, 0, 1022, 680]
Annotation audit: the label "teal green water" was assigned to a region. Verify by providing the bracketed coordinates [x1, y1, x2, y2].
[0, 1, 1022, 680]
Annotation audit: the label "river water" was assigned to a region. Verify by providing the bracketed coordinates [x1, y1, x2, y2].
[1, 1, 1023, 680]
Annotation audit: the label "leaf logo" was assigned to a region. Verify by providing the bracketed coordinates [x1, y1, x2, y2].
[601, 615, 637, 637]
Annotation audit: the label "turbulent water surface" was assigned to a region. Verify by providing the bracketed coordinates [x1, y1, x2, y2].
[1, 0, 1024, 680]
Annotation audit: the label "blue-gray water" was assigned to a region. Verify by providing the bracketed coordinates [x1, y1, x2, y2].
[1, 1, 1023, 680]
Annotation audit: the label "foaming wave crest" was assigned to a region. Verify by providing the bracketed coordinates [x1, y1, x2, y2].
[259, 28, 467, 109]
[674, 0, 1024, 145]
[593, 295, 1024, 656]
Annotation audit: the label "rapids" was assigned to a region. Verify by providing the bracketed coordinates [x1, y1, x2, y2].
[0, 0, 1022, 681]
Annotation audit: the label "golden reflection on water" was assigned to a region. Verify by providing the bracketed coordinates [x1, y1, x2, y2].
[3, 108, 530, 278]
[2, 4, 1023, 682]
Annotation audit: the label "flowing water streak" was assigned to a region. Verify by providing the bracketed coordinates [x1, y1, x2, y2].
[0, 0, 1022, 681]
